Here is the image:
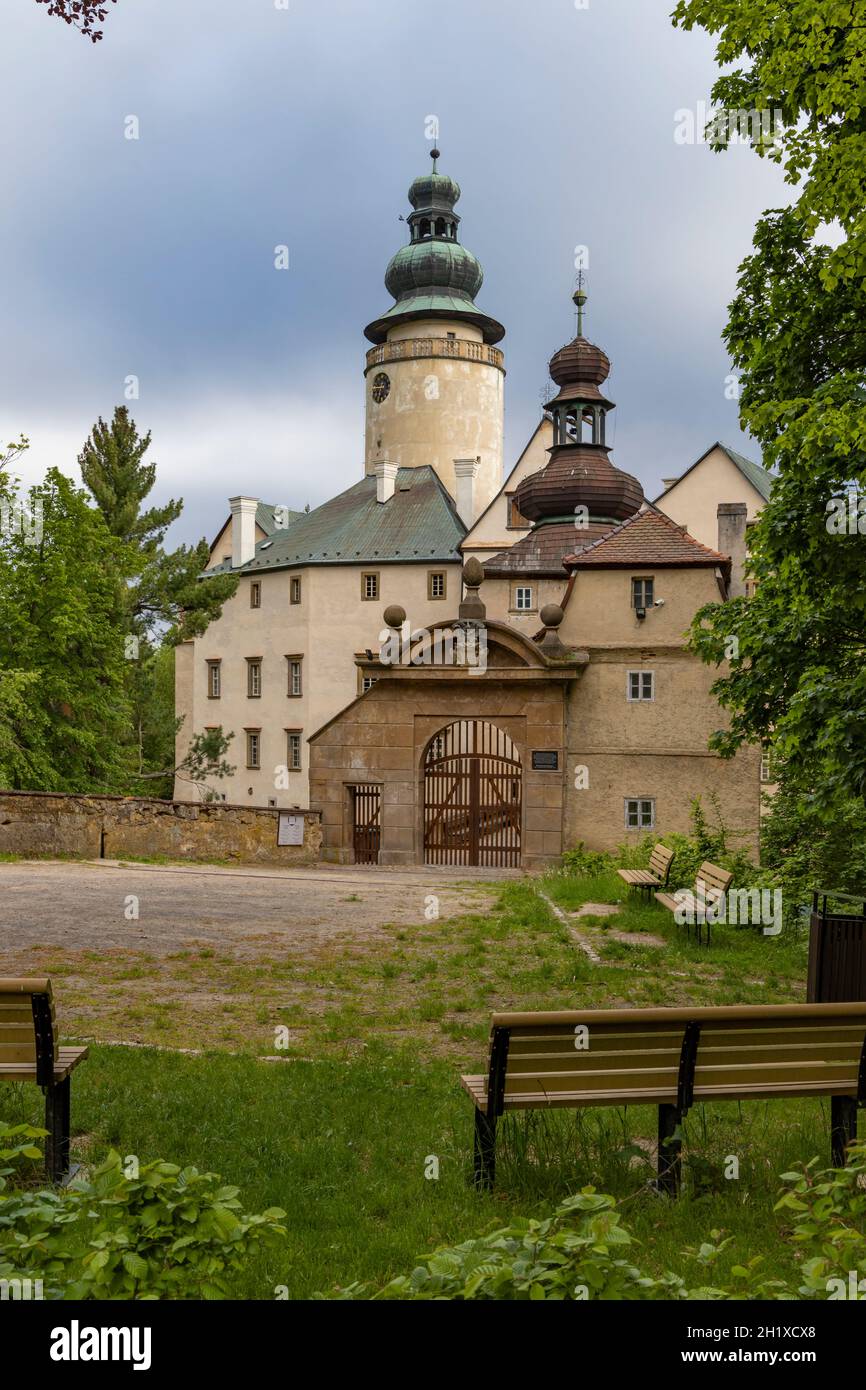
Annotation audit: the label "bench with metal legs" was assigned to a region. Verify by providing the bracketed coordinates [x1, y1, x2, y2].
[0, 978, 88, 1184]
[462, 1003, 866, 1193]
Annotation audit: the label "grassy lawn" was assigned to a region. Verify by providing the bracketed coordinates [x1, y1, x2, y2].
[15, 877, 807, 1055]
[0, 874, 838, 1299]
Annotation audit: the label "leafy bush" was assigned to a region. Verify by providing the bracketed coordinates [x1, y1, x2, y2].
[322, 1191, 684, 1300]
[563, 797, 759, 892]
[760, 775, 866, 930]
[560, 842, 616, 877]
[321, 1143, 866, 1301]
[0, 1122, 285, 1299]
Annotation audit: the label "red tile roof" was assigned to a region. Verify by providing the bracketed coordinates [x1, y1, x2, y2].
[484, 520, 618, 577]
[564, 507, 731, 571]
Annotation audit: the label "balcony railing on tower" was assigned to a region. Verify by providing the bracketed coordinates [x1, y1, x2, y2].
[366, 337, 505, 372]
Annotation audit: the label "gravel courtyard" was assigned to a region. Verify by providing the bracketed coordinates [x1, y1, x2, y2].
[0, 859, 511, 1053]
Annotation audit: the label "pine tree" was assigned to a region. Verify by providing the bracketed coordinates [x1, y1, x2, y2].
[78, 406, 238, 644]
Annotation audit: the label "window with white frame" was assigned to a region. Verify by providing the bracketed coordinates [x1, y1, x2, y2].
[361, 675, 378, 694]
[631, 577, 654, 610]
[514, 586, 533, 611]
[627, 670, 654, 701]
[428, 571, 446, 600]
[760, 751, 778, 783]
[290, 575, 302, 605]
[287, 731, 302, 771]
[287, 657, 303, 697]
[245, 730, 261, 769]
[625, 798, 655, 830]
[246, 659, 262, 698]
[361, 572, 379, 601]
[207, 661, 221, 699]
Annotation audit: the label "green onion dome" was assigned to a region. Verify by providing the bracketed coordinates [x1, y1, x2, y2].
[385, 239, 483, 304]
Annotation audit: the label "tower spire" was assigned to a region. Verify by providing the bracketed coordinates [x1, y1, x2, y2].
[573, 273, 587, 338]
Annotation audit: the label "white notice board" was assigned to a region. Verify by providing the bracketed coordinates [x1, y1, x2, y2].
[278, 813, 305, 847]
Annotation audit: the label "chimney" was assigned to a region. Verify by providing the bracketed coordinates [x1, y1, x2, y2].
[453, 457, 479, 527]
[229, 496, 259, 568]
[717, 502, 749, 597]
[375, 461, 398, 504]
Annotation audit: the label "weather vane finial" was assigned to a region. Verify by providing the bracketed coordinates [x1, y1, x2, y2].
[573, 271, 588, 337]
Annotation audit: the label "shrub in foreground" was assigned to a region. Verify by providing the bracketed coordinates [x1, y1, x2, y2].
[0, 1122, 285, 1299]
[321, 1143, 866, 1301]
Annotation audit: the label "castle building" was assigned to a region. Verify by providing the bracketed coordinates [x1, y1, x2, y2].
[175, 150, 767, 867]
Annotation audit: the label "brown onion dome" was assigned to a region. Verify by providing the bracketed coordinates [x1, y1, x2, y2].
[549, 336, 611, 389]
[514, 447, 644, 524]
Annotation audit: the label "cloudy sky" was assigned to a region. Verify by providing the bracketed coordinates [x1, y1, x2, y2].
[0, 0, 792, 545]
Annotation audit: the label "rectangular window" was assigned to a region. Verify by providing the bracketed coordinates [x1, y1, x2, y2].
[428, 570, 446, 600]
[207, 661, 221, 699]
[515, 586, 533, 612]
[632, 577, 654, 610]
[246, 730, 261, 769]
[625, 798, 655, 831]
[361, 674, 378, 694]
[760, 751, 778, 783]
[361, 571, 380, 601]
[246, 659, 262, 698]
[745, 579, 758, 600]
[290, 575, 302, 604]
[507, 495, 529, 529]
[250, 581, 261, 609]
[627, 670, 655, 702]
[287, 731, 302, 771]
[287, 656, 303, 697]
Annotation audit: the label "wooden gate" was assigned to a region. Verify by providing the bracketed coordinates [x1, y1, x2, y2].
[423, 721, 522, 868]
[352, 785, 381, 865]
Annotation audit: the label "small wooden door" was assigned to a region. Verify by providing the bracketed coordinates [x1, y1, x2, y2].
[352, 785, 381, 865]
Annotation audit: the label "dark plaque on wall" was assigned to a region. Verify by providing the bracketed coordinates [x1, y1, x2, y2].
[532, 751, 559, 772]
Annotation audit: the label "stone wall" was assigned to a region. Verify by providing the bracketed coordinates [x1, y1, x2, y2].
[0, 791, 322, 865]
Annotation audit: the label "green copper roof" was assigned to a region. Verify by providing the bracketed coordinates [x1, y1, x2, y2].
[255, 502, 305, 534]
[718, 443, 774, 500]
[365, 150, 504, 346]
[204, 467, 465, 576]
[653, 441, 774, 505]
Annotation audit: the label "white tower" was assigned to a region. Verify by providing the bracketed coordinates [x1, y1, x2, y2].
[363, 149, 505, 519]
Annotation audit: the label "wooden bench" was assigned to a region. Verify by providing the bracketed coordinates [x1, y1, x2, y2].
[461, 1003, 866, 1193]
[0, 978, 88, 1183]
[617, 844, 675, 897]
[654, 860, 734, 945]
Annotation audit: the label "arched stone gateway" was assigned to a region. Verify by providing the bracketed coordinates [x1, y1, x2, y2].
[423, 720, 522, 868]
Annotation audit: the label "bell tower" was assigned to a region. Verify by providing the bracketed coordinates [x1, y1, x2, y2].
[363, 149, 506, 518]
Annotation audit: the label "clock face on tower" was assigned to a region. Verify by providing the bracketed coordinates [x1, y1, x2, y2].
[371, 372, 391, 404]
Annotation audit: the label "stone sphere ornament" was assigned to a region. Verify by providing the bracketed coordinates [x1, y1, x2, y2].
[540, 604, 565, 629]
[383, 605, 407, 629]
